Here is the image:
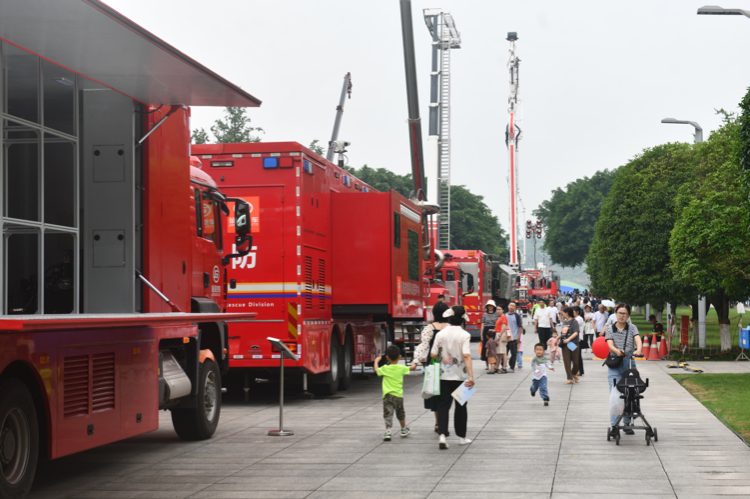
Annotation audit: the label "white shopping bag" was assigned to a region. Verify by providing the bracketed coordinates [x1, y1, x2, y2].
[609, 385, 624, 417]
[421, 363, 441, 399]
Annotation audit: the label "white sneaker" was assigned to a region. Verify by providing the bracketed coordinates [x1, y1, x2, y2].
[458, 437, 472, 445]
[439, 435, 448, 450]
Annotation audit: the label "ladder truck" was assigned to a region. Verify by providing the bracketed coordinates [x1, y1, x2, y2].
[0, 2, 258, 497]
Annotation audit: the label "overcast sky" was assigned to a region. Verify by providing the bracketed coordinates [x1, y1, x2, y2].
[108, 0, 750, 241]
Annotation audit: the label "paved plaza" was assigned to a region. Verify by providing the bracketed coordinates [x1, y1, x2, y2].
[29, 341, 750, 499]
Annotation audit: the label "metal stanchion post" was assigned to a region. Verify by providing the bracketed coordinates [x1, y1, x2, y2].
[267, 337, 297, 436]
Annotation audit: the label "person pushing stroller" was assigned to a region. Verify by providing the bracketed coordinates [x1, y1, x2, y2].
[605, 304, 642, 435]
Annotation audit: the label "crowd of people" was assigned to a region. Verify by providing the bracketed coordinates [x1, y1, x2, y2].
[373, 294, 652, 448]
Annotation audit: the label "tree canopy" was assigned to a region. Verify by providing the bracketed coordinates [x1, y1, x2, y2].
[533, 169, 616, 267]
[343, 165, 415, 198]
[191, 107, 264, 144]
[343, 165, 507, 256]
[585, 143, 697, 307]
[449, 185, 507, 255]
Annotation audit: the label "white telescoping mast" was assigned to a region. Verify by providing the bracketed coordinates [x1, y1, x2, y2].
[505, 32, 523, 270]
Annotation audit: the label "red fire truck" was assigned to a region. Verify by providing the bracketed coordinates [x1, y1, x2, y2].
[0, 3, 258, 497]
[442, 250, 491, 339]
[515, 269, 559, 312]
[192, 142, 429, 395]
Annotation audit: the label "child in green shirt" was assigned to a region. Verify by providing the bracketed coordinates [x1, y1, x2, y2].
[374, 345, 416, 441]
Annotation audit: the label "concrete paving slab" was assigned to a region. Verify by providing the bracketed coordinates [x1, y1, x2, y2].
[27, 323, 750, 499]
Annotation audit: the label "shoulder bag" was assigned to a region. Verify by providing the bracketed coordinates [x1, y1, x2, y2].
[602, 324, 628, 368]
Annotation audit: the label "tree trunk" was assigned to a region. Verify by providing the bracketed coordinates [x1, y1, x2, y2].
[708, 292, 732, 352]
[690, 300, 700, 348]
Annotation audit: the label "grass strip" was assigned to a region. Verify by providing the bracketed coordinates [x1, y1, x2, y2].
[671, 373, 750, 440]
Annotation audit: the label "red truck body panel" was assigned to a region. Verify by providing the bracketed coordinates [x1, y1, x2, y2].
[192, 142, 425, 373]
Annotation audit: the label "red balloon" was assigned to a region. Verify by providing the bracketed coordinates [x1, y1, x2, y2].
[591, 336, 609, 359]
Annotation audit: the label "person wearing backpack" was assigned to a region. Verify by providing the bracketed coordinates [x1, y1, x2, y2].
[412, 301, 450, 434]
[604, 304, 643, 435]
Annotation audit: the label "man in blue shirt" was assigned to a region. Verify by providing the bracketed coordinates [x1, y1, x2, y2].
[506, 302, 523, 372]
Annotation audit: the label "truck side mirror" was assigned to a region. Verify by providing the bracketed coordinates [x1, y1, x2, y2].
[221, 198, 253, 266]
[234, 202, 250, 235]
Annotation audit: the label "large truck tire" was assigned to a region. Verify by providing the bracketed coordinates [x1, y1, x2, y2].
[338, 334, 353, 391]
[313, 336, 340, 396]
[0, 378, 39, 499]
[171, 359, 221, 440]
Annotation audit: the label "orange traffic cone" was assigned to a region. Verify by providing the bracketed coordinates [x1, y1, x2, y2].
[658, 334, 669, 358]
[641, 335, 650, 359]
[648, 334, 661, 361]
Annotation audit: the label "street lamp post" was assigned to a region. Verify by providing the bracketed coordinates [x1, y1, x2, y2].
[697, 5, 750, 18]
[661, 118, 706, 348]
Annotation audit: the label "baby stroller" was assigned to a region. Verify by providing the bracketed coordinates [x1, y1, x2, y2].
[607, 356, 658, 446]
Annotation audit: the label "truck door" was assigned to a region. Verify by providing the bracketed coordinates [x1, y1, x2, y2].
[223, 187, 286, 357]
[192, 188, 223, 303]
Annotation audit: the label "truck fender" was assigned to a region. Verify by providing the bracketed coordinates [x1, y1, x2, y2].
[199, 349, 215, 363]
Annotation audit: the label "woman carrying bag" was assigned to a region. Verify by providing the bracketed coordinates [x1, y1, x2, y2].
[604, 304, 643, 434]
[494, 305, 509, 373]
[573, 306, 585, 377]
[558, 307, 580, 384]
[431, 305, 475, 449]
[412, 301, 450, 434]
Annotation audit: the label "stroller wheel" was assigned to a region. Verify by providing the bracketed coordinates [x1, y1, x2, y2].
[653, 428, 658, 442]
[646, 435, 651, 446]
[615, 433, 620, 445]
[607, 427, 612, 441]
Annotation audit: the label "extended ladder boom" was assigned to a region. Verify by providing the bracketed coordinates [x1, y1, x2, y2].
[505, 32, 523, 269]
[326, 72, 352, 162]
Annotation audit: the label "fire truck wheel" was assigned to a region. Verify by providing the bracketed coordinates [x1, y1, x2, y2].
[171, 359, 221, 440]
[313, 337, 340, 396]
[0, 378, 39, 499]
[338, 335, 353, 391]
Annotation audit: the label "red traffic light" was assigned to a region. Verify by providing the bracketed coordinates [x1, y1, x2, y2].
[526, 220, 532, 228]
[537, 232, 542, 239]
[526, 229, 532, 239]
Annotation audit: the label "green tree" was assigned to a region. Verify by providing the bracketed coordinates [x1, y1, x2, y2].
[738, 88, 750, 221]
[191, 107, 264, 144]
[449, 185, 507, 255]
[342, 164, 414, 197]
[308, 139, 325, 156]
[670, 121, 750, 350]
[342, 166, 507, 254]
[585, 143, 697, 308]
[191, 128, 210, 145]
[533, 169, 617, 267]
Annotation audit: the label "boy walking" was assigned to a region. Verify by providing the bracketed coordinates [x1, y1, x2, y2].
[375, 345, 416, 441]
[530, 343, 555, 406]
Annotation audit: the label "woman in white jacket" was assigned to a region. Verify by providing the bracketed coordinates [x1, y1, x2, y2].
[412, 302, 450, 433]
